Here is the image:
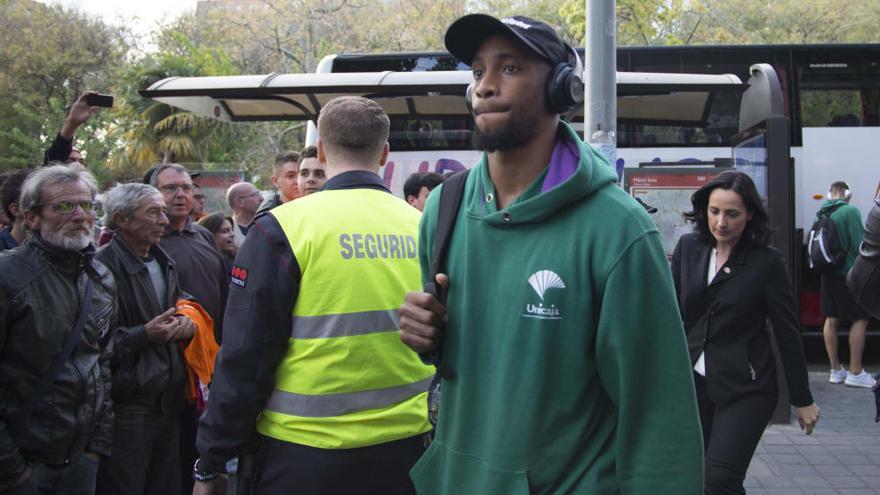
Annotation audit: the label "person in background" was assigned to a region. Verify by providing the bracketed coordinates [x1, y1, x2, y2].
[0, 165, 115, 494]
[225, 182, 261, 248]
[257, 151, 301, 214]
[96, 183, 195, 495]
[402, 172, 444, 212]
[193, 96, 433, 495]
[848, 197, 880, 319]
[671, 171, 819, 494]
[0, 182, 8, 229]
[42, 92, 102, 166]
[818, 181, 873, 388]
[146, 163, 229, 494]
[191, 184, 207, 221]
[296, 146, 327, 196]
[197, 212, 236, 274]
[1, 169, 32, 250]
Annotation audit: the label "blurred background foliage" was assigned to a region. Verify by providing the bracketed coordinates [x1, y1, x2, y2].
[1, 0, 878, 185]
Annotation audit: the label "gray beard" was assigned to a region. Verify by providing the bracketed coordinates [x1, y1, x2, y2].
[42, 229, 92, 251]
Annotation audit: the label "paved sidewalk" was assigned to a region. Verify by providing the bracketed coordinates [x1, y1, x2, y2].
[745, 371, 880, 494]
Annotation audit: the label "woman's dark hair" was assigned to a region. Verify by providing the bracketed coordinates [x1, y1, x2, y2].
[197, 211, 232, 235]
[683, 170, 772, 247]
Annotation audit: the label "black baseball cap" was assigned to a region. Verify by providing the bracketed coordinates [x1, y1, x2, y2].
[444, 14, 569, 67]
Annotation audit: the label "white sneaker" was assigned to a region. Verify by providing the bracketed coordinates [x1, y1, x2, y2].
[829, 366, 848, 384]
[844, 370, 876, 388]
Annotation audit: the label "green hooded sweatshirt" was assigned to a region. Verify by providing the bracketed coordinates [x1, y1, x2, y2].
[410, 123, 704, 494]
[817, 199, 865, 274]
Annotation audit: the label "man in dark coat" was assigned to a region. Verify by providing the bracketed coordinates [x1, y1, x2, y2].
[96, 183, 196, 495]
[0, 165, 115, 494]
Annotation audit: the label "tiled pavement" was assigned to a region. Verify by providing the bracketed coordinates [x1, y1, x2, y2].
[744, 372, 880, 494]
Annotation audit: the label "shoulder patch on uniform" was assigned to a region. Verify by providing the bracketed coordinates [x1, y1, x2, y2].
[231, 265, 249, 288]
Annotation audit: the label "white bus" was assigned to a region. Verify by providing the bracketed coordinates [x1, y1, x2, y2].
[312, 46, 880, 328]
[142, 44, 880, 328]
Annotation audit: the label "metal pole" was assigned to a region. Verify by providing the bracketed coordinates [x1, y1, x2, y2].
[585, 0, 617, 168]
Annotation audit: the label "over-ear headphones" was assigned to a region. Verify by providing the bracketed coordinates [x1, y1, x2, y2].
[827, 181, 852, 201]
[465, 45, 584, 116]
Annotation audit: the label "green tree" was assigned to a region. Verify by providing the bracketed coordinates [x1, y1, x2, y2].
[0, 0, 129, 177]
[107, 33, 241, 178]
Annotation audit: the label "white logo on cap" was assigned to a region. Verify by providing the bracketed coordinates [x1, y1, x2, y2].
[502, 17, 532, 29]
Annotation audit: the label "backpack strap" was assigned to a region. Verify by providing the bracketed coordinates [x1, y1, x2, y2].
[423, 169, 470, 379]
[14, 277, 94, 429]
[821, 202, 845, 218]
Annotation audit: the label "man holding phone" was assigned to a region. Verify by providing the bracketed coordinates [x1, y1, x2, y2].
[43, 91, 112, 166]
[95, 183, 194, 495]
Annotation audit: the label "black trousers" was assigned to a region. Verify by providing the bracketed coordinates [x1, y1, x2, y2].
[247, 434, 426, 495]
[95, 409, 181, 495]
[694, 373, 777, 495]
[17, 455, 98, 495]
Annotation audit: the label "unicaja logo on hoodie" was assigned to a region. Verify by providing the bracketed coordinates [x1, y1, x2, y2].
[523, 270, 565, 320]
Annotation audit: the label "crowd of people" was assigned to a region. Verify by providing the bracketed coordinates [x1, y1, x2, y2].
[0, 11, 878, 495]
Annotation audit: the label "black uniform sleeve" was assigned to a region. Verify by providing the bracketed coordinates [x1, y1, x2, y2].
[195, 214, 300, 473]
[765, 250, 814, 407]
[42, 133, 73, 166]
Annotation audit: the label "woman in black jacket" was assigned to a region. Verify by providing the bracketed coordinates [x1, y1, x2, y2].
[671, 171, 820, 494]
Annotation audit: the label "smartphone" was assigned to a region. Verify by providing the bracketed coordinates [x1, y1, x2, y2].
[86, 93, 114, 108]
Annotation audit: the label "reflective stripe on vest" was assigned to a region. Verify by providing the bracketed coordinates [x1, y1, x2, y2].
[265, 376, 433, 418]
[259, 188, 433, 449]
[291, 309, 399, 339]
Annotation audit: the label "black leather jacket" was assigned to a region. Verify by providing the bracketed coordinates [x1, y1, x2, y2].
[848, 198, 880, 319]
[0, 237, 115, 492]
[96, 236, 187, 414]
[255, 191, 283, 217]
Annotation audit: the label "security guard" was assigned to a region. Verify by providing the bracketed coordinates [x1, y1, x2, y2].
[192, 96, 434, 495]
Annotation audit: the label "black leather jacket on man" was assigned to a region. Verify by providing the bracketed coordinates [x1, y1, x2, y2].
[0, 237, 115, 492]
[848, 198, 880, 319]
[96, 236, 187, 414]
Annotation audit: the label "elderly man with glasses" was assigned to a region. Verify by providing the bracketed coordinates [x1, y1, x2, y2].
[0, 165, 116, 495]
[145, 164, 228, 495]
[95, 183, 195, 495]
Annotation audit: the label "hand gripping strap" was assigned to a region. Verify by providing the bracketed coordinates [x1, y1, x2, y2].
[423, 169, 470, 379]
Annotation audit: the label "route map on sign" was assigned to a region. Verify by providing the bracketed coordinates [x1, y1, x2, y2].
[625, 168, 729, 259]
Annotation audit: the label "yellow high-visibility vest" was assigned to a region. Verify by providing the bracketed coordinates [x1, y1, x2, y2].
[258, 187, 434, 449]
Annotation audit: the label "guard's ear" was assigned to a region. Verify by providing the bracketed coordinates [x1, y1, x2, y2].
[378, 142, 390, 167]
[317, 139, 327, 165]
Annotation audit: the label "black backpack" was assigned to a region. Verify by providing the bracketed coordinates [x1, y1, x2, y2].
[808, 204, 846, 272]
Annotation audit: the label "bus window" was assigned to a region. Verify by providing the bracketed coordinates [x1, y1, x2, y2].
[616, 87, 741, 147]
[330, 53, 466, 72]
[795, 54, 880, 128]
[388, 118, 474, 151]
[801, 90, 866, 127]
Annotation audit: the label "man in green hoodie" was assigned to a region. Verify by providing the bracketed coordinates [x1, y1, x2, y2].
[819, 181, 873, 388]
[399, 14, 704, 494]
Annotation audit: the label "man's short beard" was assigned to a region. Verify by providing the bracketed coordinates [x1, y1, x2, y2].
[472, 110, 541, 152]
[42, 229, 92, 251]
